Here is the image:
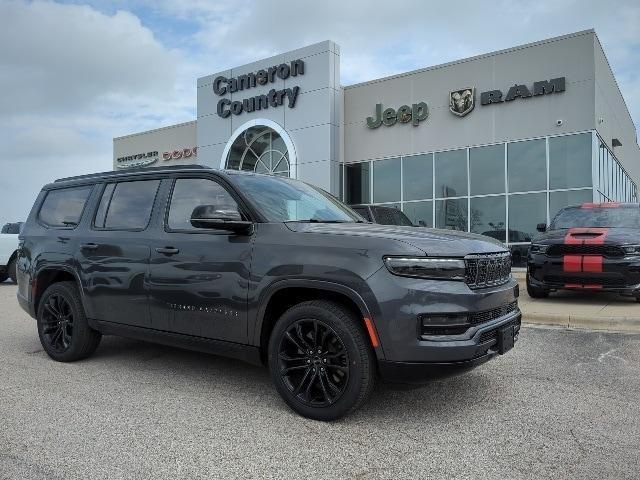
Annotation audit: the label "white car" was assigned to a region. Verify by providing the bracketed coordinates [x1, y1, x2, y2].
[0, 222, 21, 283]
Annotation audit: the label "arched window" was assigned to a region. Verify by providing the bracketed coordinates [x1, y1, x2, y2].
[225, 126, 290, 177]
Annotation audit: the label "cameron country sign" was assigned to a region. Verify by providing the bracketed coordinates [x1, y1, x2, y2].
[213, 59, 305, 118]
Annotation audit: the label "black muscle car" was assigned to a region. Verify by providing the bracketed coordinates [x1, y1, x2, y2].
[527, 202, 640, 301]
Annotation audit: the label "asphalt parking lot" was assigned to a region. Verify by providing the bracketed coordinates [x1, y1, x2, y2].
[1, 282, 639, 480]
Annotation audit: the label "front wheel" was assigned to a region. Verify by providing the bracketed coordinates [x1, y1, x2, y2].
[268, 300, 376, 421]
[526, 274, 549, 299]
[37, 281, 101, 362]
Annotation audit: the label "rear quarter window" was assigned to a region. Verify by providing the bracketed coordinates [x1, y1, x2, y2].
[38, 186, 92, 228]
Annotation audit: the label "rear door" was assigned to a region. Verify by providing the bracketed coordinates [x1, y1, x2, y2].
[76, 179, 160, 328]
[147, 176, 253, 343]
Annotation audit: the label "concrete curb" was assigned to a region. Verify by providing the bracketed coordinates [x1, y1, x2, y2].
[523, 313, 640, 334]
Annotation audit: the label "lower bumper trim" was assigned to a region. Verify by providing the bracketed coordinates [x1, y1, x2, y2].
[378, 350, 498, 384]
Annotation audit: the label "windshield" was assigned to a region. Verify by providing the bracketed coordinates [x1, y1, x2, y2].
[551, 206, 640, 229]
[231, 173, 362, 223]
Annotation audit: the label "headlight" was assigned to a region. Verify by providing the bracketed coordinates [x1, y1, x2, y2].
[529, 244, 550, 254]
[384, 256, 466, 281]
[622, 245, 640, 255]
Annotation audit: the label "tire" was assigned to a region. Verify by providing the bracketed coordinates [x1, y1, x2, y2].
[268, 300, 376, 421]
[526, 274, 549, 299]
[7, 258, 17, 283]
[0, 270, 6, 283]
[37, 281, 101, 362]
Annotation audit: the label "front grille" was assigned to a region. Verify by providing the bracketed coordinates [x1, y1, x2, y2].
[544, 274, 627, 287]
[546, 244, 625, 258]
[469, 301, 518, 325]
[465, 252, 512, 289]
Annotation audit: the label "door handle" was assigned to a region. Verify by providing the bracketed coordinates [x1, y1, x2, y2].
[155, 247, 180, 255]
[81, 243, 99, 251]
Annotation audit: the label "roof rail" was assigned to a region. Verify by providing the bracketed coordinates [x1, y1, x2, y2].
[54, 164, 210, 183]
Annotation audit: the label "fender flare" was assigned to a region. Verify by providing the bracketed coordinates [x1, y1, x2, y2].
[32, 262, 90, 318]
[251, 278, 383, 356]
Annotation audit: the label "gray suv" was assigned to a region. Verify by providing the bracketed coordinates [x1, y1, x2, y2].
[17, 165, 520, 420]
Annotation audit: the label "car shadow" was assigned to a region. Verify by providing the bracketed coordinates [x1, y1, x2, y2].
[89, 335, 495, 422]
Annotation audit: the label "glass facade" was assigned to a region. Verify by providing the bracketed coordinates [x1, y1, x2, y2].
[596, 136, 637, 203]
[343, 131, 638, 267]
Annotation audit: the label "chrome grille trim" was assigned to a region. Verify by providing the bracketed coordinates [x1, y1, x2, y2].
[464, 252, 512, 289]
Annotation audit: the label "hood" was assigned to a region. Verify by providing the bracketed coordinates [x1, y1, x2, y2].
[285, 222, 507, 256]
[533, 227, 640, 246]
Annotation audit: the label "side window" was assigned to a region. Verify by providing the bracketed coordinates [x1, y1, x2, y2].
[39, 186, 92, 228]
[94, 180, 160, 230]
[167, 178, 240, 231]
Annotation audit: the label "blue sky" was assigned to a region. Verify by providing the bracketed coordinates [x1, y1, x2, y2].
[0, 0, 639, 225]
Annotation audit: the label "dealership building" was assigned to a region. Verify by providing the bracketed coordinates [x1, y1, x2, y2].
[113, 29, 640, 265]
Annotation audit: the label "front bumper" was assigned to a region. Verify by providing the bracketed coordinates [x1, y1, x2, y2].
[528, 253, 640, 295]
[365, 268, 520, 379]
[378, 310, 521, 383]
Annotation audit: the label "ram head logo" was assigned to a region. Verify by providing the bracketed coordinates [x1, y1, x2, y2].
[449, 88, 475, 117]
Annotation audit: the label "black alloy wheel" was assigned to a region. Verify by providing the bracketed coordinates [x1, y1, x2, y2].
[37, 282, 101, 362]
[268, 300, 376, 421]
[278, 319, 349, 407]
[41, 293, 74, 353]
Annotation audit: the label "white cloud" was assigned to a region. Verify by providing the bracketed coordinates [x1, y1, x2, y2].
[0, 0, 192, 225]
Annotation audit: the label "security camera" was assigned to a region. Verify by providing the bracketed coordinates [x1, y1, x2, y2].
[556, 119, 563, 126]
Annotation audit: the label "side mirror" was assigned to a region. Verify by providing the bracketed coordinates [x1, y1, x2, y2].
[536, 223, 547, 233]
[190, 205, 252, 234]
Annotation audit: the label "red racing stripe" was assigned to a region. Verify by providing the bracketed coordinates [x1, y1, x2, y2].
[563, 255, 582, 272]
[582, 255, 603, 273]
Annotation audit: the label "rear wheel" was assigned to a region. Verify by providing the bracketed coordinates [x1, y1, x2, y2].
[37, 281, 101, 362]
[268, 300, 376, 421]
[526, 274, 549, 299]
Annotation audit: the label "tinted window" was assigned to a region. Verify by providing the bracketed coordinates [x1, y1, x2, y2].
[94, 183, 115, 228]
[549, 133, 592, 189]
[435, 149, 467, 198]
[231, 174, 359, 223]
[403, 154, 433, 201]
[168, 178, 240, 230]
[551, 206, 640, 229]
[373, 158, 401, 203]
[470, 144, 505, 195]
[508, 139, 546, 192]
[1, 222, 23, 234]
[97, 180, 159, 230]
[39, 186, 92, 227]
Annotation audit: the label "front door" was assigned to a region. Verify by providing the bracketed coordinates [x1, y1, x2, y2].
[147, 177, 253, 343]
